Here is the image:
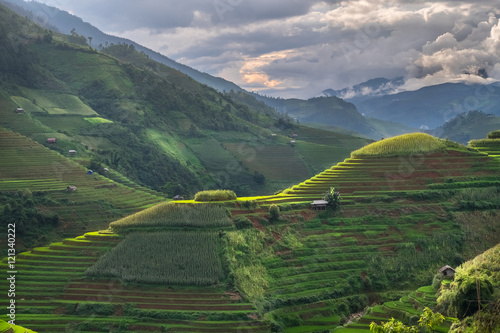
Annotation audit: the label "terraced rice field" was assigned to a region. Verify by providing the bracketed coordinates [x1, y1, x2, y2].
[334, 285, 452, 332]
[469, 138, 500, 162]
[231, 145, 500, 331]
[3, 131, 499, 332]
[255, 149, 500, 204]
[0, 232, 265, 332]
[0, 128, 166, 235]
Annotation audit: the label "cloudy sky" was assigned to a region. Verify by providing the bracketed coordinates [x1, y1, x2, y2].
[31, 0, 500, 98]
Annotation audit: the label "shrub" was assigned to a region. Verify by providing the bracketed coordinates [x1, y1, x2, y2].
[269, 204, 280, 222]
[432, 273, 444, 292]
[75, 303, 114, 316]
[194, 190, 237, 202]
[240, 200, 259, 209]
[234, 215, 253, 229]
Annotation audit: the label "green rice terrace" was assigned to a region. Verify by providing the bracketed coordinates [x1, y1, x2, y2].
[1, 132, 500, 332]
[0, 127, 166, 247]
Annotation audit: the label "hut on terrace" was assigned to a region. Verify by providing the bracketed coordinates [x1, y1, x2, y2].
[66, 186, 77, 193]
[439, 265, 455, 277]
[311, 200, 328, 210]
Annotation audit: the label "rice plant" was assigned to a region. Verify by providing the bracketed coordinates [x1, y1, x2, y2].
[86, 231, 225, 286]
[109, 202, 232, 232]
[351, 133, 446, 158]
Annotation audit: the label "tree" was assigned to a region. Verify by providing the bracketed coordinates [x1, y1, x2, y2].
[269, 204, 280, 222]
[253, 171, 265, 185]
[370, 307, 444, 333]
[323, 187, 341, 210]
[451, 274, 494, 318]
[370, 318, 418, 333]
[419, 307, 445, 332]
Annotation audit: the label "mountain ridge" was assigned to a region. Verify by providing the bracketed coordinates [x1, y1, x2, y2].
[2, 0, 413, 140]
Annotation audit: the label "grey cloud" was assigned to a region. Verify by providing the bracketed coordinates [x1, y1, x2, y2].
[54, 0, 322, 32]
[34, 0, 500, 98]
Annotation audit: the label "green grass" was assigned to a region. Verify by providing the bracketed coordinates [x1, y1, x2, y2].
[145, 129, 203, 170]
[351, 133, 446, 157]
[86, 231, 225, 286]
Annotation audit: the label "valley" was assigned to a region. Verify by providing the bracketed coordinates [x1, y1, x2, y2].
[0, 1, 500, 332]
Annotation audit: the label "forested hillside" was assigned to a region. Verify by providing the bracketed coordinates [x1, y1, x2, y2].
[0, 3, 371, 199]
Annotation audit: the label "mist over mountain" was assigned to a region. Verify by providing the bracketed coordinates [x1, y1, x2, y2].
[325, 76, 500, 130]
[322, 77, 405, 105]
[355, 82, 500, 129]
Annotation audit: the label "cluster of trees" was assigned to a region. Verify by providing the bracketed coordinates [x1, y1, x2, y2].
[370, 307, 444, 333]
[0, 190, 60, 249]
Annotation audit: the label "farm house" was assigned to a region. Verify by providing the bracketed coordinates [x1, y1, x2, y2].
[68, 150, 77, 155]
[15, 108, 24, 114]
[438, 265, 455, 277]
[66, 186, 77, 193]
[47, 138, 56, 144]
[311, 200, 328, 210]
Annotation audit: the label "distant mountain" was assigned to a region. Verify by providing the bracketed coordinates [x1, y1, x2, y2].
[431, 110, 500, 144]
[322, 77, 405, 105]
[354, 82, 500, 129]
[253, 95, 377, 137]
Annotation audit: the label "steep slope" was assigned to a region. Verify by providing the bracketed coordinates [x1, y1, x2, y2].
[0, 2, 371, 197]
[1, 0, 243, 93]
[0, 127, 166, 249]
[244, 134, 500, 331]
[440, 242, 500, 332]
